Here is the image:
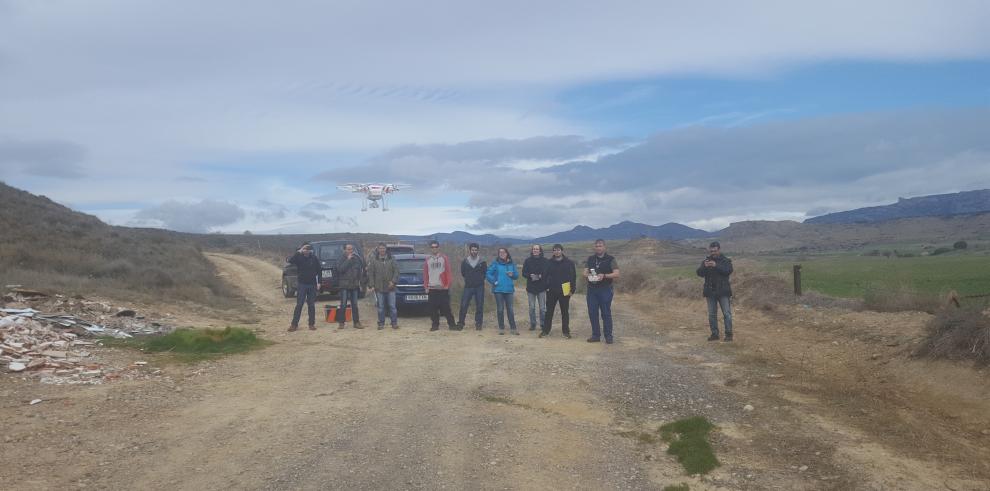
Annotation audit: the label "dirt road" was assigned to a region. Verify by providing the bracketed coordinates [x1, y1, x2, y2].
[2, 253, 987, 490]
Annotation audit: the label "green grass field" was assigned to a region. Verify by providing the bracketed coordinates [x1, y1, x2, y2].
[652, 253, 990, 301]
[764, 255, 990, 298]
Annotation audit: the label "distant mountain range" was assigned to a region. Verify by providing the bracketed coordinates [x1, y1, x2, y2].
[402, 221, 712, 245]
[805, 189, 990, 224]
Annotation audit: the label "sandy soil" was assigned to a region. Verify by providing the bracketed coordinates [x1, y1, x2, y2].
[2, 253, 987, 490]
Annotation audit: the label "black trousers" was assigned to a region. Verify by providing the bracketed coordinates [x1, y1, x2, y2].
[428, 289, 456, 328]
[543, 291, 571, 335]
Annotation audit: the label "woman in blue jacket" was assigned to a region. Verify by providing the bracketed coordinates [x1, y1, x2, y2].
[486, 247, 518, 335]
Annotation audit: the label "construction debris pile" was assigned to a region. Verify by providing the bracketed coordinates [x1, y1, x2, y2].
[1, 286, 174, 384]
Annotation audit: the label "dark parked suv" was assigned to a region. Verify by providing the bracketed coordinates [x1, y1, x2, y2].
[281, 240, 365, 298]
[393, 253, 430, 311]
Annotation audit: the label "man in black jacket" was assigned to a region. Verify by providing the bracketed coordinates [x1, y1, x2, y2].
[522, 244, 549, 331]
[541, 244, 576, 339]
[585, 239, 620, 344]
[696, 241, 734, 342]
[337, 243, 365, 329]
[288, 243, 321, 331]
[457, 243, 487, 330]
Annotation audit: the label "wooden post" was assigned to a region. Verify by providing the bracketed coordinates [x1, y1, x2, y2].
[793, 265, 802, 296]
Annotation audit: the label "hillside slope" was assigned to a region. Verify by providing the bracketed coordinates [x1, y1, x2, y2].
[806, 189, 990, 224]
[0, 182, 238, 306]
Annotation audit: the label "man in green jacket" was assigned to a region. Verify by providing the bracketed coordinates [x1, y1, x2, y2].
[367, 243, 400, 329]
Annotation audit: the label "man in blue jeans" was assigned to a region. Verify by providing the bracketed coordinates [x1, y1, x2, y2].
[584, 239, 620, 344]
[696, 241, 734, 342]
[367, 243, 400, 329]
[337, 243, 365, 329]
[457, 243, 487, 330]
[288, 243, 321, 331]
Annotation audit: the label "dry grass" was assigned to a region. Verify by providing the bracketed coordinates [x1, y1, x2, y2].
[914, 308, 990, 365]
[0, 182, 243, 309]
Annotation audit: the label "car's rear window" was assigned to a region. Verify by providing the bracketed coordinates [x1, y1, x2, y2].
[398, 258, 424, 273]
[317, 245, 344, 260]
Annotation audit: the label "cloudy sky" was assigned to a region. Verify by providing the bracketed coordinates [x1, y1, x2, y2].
[1, 0, 989, 236]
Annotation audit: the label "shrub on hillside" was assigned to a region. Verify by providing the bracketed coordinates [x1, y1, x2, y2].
[953, 240, 968, 250]
[862, 287, 939, 314]
[914, 308, 990, 365]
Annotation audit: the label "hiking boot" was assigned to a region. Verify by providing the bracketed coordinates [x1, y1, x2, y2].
[353, 322, 364, 329]
[430, 325, 440, 331]
[456, 322, 465, 329]
[498, 330, 505, 335]
[605, 338, 614, 344]
[707, 333, 720, 341]
[723, 333, 733, 342]
[338, 323, 346, 329]
[288, 324, 299, 332]
[529, 326, 536, 331]
[307, 324, 317, 331]
[586, 337, 600, 343]
[563, 333, 572, 339]
[538, 332, 547, 338]
[449, 325, 462, 331]
[391, 324, 399, 329]
[511, 330, 519, 335]
[377, 324, 385, 330]
[475, 325, 482, 331]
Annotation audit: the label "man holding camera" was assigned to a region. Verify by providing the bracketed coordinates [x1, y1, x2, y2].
[696, 241, 733, 342]
[584, 239, 620, 344]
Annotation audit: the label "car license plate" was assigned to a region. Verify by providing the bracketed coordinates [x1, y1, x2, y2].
[321, 270, 332, 278]
[405, 294, 428, 301]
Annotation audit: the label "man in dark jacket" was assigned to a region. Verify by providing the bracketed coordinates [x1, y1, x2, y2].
[288, 243, 321, 331]
[522, 244, 549, 331]
[696, 241, 733, 342]
[337, 243, 365, 329]
[457, 243, 487, 330]
[541, 244, 576, 339]
[585, 239, 620, 344]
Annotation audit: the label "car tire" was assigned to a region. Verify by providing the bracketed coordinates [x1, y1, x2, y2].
[282, 277, 296, 298]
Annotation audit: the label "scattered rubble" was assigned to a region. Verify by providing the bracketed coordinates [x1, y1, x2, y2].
[1, 287, 176, 384]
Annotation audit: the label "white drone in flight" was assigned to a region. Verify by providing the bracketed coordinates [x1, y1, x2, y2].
[336, 183, 411, 211]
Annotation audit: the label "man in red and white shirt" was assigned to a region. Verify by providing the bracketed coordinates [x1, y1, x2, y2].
[423, 240, 459, 331]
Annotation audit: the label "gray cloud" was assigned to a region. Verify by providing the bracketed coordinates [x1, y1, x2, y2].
[135, 199, 245, 233]
[0, 137, 87, 178]
[471, 206, 566, 230]
[339, 108, 990, 232]
[303, 202, 332, 211]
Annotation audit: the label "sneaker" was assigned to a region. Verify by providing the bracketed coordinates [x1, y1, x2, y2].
[538, 332, 547, 338]
[723, 333, 734, 342]
[456, 322, 465, 329]
[288, 324, 299, 332]
[498, 330, 505, 335]
[605, 338, 613, 344]
[308, 325, 317, 331]
[377, 324, 385, 330]
[430, 326, 439, 331]
[391, 324, 399, 329]
[449, 325, 462, 331]
[511, 330, 519, 335]
[707, 333, 720, 341]
[338, 323, 346, 329]
[563, 333, 572, 339]
[353, 322, 364, 329]
[586, 337, 600, 343]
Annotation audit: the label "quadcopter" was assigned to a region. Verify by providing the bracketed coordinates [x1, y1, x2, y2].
[336, 183, 410, 211]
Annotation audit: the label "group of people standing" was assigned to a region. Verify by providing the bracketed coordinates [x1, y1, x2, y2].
[424, 239, 620, 342]
[289, 238, 735, 344]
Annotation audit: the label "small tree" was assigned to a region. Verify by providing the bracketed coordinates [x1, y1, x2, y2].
[953, 240, 968, 250]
